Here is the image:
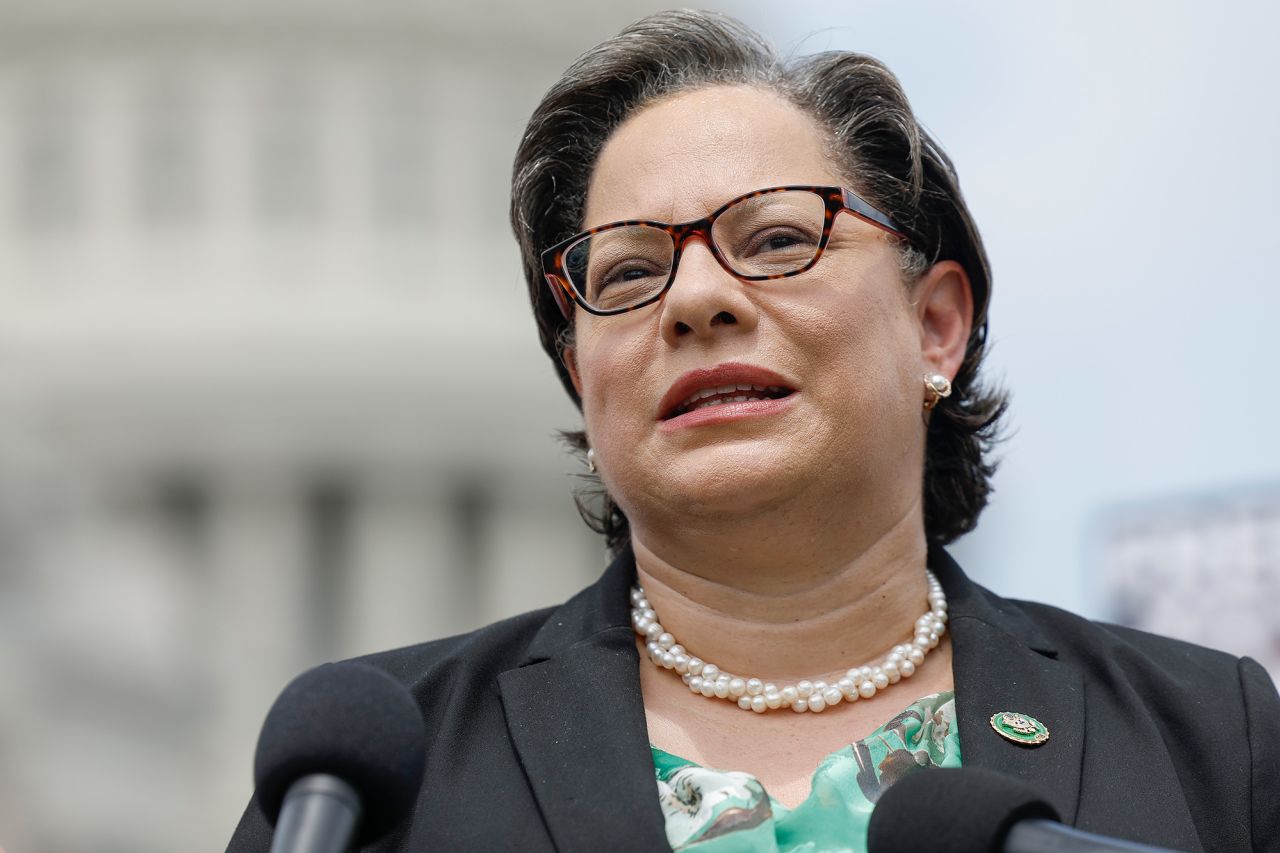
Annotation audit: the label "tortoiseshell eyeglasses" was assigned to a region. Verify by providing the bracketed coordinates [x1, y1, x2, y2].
[541, 185, 906, 318]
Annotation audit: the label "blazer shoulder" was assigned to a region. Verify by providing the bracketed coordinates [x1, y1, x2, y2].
[1012, 597, 1280, 851]
[349, 605, 558, 699]
[226, 606, 566, 853]
[1007, 596, 1250, 688]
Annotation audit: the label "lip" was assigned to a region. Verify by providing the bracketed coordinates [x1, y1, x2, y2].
[657, 362, 798, 430]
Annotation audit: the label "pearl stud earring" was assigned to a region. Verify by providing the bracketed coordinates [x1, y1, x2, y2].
[923, 373, 952, 410]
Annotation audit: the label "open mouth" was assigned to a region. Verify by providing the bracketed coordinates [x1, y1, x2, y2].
[662, 384, 794, 420]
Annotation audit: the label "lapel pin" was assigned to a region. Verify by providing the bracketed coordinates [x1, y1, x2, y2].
[990, 711, 1049, 746]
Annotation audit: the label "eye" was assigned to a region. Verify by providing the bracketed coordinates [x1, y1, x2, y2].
[597, 259, 665, 290]
[759, 232, 805, 252]
[744, 226, 818, 257]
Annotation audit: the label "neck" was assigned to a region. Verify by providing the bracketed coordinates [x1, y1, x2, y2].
[629, 500, 933, 681]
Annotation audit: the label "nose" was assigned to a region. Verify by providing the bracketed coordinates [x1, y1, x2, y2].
[659, 236, 759, 345]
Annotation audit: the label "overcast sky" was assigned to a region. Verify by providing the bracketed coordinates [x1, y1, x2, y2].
[718, 0, 1280, 616]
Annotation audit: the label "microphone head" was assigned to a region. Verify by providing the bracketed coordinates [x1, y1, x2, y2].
[867, 767, 1060, 853]
[253, 661, 427, 842]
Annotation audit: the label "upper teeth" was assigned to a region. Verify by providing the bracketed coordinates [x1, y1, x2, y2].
[679, 384, 783, 410]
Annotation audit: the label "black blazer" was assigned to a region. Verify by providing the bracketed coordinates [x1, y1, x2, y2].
[228, 546, 1280, 852]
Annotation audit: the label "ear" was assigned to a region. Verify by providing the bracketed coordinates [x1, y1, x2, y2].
[912, 260, 974, 379]
[562, 344, 584, 398]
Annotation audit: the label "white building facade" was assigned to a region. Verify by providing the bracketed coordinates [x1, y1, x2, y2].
[0, 3, 645, 849]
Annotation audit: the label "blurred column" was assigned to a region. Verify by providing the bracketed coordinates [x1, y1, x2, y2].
[481, 483, 604, 626]
[343, 477, 479, 657]
[203, 473, 311, 831]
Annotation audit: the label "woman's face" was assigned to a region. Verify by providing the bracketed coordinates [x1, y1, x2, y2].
[563, 85, 969, 537]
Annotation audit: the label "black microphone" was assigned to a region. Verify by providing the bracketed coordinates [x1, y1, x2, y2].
[253, 661, 427, 853]
[867, 767, 1185, 853]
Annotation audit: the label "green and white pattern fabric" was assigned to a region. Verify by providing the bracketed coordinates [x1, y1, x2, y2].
[651, 691, 959, 852]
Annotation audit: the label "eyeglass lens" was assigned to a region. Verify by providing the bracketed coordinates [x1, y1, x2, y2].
[563, 190, 827, 312]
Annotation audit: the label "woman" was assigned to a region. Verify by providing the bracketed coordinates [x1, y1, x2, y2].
[230, 11, 1279, 852]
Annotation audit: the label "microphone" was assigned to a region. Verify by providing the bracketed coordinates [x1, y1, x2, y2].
[253, 661, 427, 853]
[867, 767, 1185, 853]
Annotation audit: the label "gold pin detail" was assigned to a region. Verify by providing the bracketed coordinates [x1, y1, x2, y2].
[990, 711, 1049, 746]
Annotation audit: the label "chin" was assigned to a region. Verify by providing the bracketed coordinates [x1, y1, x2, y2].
[649, 444, 809, 517]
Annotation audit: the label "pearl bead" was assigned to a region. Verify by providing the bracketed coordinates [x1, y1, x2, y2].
[631, 569, 946, 714]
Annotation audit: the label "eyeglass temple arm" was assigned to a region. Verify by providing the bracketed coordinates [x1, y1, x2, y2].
[840, 189, 904, 237]
[545, 274, 575, 319]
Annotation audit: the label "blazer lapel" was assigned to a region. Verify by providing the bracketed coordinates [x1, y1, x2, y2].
[498, 549, 671, 853]
[949, 615, 1087, 822]
[932, 547, 1086, 822]
[934, 547, 1203, 852]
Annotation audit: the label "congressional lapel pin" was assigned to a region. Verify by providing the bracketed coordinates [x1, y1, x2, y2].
[990, 711, 1049, 746]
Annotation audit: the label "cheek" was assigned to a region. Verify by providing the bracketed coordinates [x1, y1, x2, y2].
[575, 322, 654, 440]
[782, 271, 920, 414]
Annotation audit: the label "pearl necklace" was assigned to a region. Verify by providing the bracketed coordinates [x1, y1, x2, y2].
[631, 572, 948, 714]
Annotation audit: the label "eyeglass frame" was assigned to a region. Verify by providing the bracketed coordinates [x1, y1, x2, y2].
[540, 184, 908, 318]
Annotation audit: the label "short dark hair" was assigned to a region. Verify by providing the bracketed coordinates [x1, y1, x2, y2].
[510, 9, 1007, 552]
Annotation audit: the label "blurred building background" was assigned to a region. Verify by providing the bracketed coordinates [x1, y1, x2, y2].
[1096, 487, 1280, 677]
[0, 1, 1277, 851]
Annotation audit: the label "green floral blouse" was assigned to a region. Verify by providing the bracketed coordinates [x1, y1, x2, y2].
[651, 691, 959, 852]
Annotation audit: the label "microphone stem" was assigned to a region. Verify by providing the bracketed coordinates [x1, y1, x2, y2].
[269, 774, 364, 853]
[1006, 819, 1186, 853]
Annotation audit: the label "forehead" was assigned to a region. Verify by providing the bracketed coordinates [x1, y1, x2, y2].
[583, 85, 843, 228]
